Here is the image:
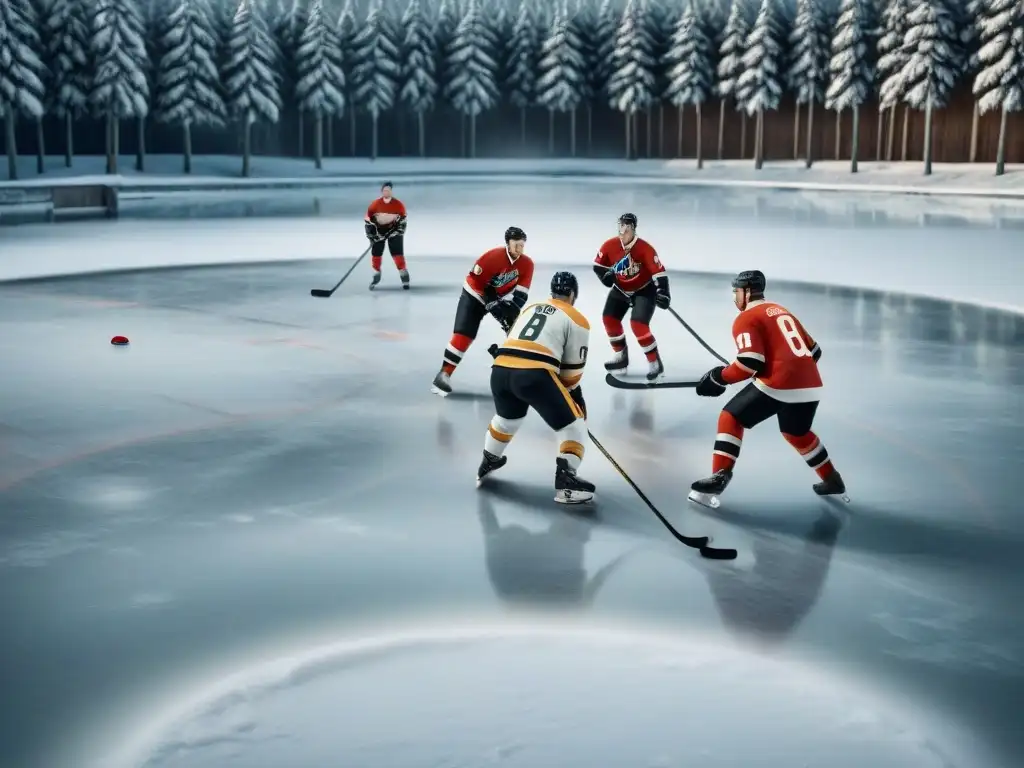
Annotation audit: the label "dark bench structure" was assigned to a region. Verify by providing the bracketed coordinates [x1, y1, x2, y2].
[0, 184, 119, 225]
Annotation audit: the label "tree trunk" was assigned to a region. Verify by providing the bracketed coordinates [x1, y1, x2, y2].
[624, 111, 631, 159]
[718, 100, 726, 159]
[969, 101, 980, 163]
[326, 115, 333, 156]
[633, 112, 640, 159]
[349, 110, 356, 155]
[4, 108, 17, 180]
[754, 108, 764, 169]
[418, 111, 425, 157]
[112, 117, 121, 174]
[805, 99, 815, 169]
[298, 112, 305, 157]
[586, 104, 593, 152]
[901, 106, 909, 161]
[875, 106, 883, 161]
[740, 112, 747, 158]
[64, 113, 74, 167]
[996, 106, 1008, 176]
[696, 102, 703, 169]
[35, 118, 44, 174]
[460, 115, 466, 156]
[677, 104, 684, 157]
[519, 107, 526, 146]
[548, 109, 555, 155]
[135, 116, 145, 172]
[886, 105, 896, 161]
[470, 113, 477, 158]
[183, 122, 192, 173]
[658, 104, 664, 157]
[371, 112, 379, 159]
[834, 110, 841, 160]
[569, 109, 576, 157]
[850, 104, 860, 173]
[314, 114, 323, 169]
[645, 106, 652, 157]
[922, 100, 933, 176]
[106, 114, 116, 174]
[793, 102, 800, 159]
[242, 117, 252, 177]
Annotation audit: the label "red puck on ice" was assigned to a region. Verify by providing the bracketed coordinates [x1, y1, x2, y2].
[111, 335, 130, 346]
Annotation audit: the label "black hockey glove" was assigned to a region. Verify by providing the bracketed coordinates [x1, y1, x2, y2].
[655, 276, 671, 310]
[570, 386, 587, 420]
[488, 343, 499, 358]
[696, 366, 727, 397]
[364, 221, 379, 241]
[811, 344, 822, 362]
[594, 264, 615, 288]
[393, 216, 407, 236]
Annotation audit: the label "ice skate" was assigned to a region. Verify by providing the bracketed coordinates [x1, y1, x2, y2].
[688, 469, 733, 509]
[646, 354, 665, 382]
[554, 458, 595, 504]
[605, 348, 628, 372]
[399, 268, 410, 290]
[369, 270, 381, 290]
[476, 450, 507, 487]
[813, 470, 850, 503]
[431, 369, 452, 397]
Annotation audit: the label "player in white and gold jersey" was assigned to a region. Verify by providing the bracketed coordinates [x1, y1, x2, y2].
[477, 271, 595, 504]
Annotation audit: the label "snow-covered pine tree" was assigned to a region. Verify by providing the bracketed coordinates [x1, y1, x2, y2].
[607, 0, 657, 159]
[643, 0, 676, 157]
[90, 0, 151, 175]
[589, 0, 619, 107]
[399, 0, 438, 156]
[336, 0, 358, 155]
[155, 0, 226, 173]
[716, 0, 751, 158]
[6, 0, 46, 176]
[266, 0, 304, 156]
[536, 3, 586, 156]
[0, 0, 44, 179]
[351, 0, 400, 159]
[224, 0, 281, 176]
[664, 3, 714, 166]
[444, 0, 499, 157]
[295, 0, 344, 167]
[824, 0, 874, 172]
[895, 0, 958, 175]
[569, 0, 597, 151]
[787, 0, 829, 167]
[504, 0, 538, 146]
[44, 0, 90, 167]
[960, 0, 983, 161]
[972, 0, 1024, 175]
[433, 0, 459, 124]
[736, 0, 783, 169]
[876, 0, 911, 161]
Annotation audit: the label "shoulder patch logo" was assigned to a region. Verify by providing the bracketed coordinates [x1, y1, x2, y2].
[653, 254, 661, 266]
[472, 264, 482, 275]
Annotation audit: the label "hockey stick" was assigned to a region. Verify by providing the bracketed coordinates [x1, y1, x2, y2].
[668, 307, 730, 365]
[605, 373, 699, 390]
[587, 430, 737, 560]
[310, 244, 373, 298]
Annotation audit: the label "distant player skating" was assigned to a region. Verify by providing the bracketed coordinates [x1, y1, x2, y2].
[476, 271, 595, 504]
[431, 227, 535, 396]
[689, 270, 848, 508]
[593, 213, 671, 382]
[364, 181, 409, 290]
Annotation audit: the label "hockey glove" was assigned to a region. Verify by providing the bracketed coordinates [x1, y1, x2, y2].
[595, 266, 616, 288]
[487, 343, 499, 358]
[696, 366, 728, 397]
[655, 277, 671, 310]
[393, 216, 407, 236]
[811, 344, 822, 362]
[364, 221, 379, 241]
[570, 386, 587, 420]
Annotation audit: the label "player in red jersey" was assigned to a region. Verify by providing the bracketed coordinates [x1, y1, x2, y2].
[431, 226, 535, 396]
[688, 270, 847, 507]
[364, 181, 409, 290]
[593, 212, 670, 382]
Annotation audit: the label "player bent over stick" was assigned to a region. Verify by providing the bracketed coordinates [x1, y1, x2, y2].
[593, 212, 671, 382]
[689, 270, 848, 508]
[432, 227, 535, 396]
[477, 271, 596, 504]
[364, 181, 409, 290]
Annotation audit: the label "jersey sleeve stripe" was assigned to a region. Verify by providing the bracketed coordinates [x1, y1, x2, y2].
[650, 270, 667, 280]
[513, 285, 528, 293]
[733, 358, 759, 374]
[559, 361, 585, 371]
[738, 351, 766, 362]
[504, 338, 555, 357]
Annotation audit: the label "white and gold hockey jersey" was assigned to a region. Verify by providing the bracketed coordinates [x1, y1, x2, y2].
[493, 298, 590, 390]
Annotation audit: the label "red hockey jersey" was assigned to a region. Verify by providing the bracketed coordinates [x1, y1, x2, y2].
[464, 247, 535, 305]
[593, 236, 665, 294]
[365, 196, 407, 226]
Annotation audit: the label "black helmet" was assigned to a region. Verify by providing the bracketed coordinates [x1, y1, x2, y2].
[381, 180, 393, 190]
[618, 212, 638, 229]
[550, 271, 579, 299]
[504, 226, 527, 243]
[731, 270, 766, 294]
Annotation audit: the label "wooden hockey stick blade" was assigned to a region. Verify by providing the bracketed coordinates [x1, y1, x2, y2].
[605, 373, 699, 389]
[310, 288, 334, 297]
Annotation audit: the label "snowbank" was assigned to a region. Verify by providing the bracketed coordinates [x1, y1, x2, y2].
[3, 155, 1024, 199]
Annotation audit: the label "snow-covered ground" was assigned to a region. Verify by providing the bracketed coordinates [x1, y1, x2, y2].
[3, 155, 1024, 198]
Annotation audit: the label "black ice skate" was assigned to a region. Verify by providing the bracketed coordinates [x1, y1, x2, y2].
[476, 450, 507, 487]
[605, 348, 628, 372]
[400, 268, 410, 290]
[431, 369, 452, 397]
[688, 469, 733, 509]
[646, 354, 665, 382]
[554, 458, 595, 504]
[813, 470, 850, 503]
[369, 270, 381, 290]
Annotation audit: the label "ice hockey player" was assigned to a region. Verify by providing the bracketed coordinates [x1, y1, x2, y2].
[364, 181, 409, 290]
[476, 271, 595, 504]
[593, 213, 670, 381]
[689, 270, 846, 506]
[431, 227, 535, 396]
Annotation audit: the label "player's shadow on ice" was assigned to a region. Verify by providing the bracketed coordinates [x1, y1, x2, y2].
[444, 391, 494, 403]
[370, 284, 456, 296]
[688, 505, 844, 645]
[476, 487, 639, 609]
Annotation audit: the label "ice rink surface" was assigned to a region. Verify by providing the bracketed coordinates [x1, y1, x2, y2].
[0, 254, 1022, 767]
